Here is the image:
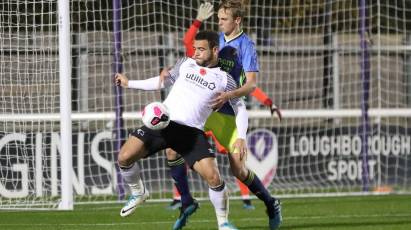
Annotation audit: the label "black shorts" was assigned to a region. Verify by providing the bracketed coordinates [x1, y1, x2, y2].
[130, 121, 215, 167]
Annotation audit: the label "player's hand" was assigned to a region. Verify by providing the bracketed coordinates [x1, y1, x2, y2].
[159, 67, 171, 89]
[232, 138, 247, 161]
[196, 2, 214, 22]
[115, 73, 129, 88]
[270, 103, 283, 121]
[210, 91, 230, 110]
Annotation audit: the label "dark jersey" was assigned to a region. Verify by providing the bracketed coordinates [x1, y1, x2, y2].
[217, 46, 246, 115]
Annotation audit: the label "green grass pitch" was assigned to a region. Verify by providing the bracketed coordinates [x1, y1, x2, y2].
[1, 194, 411, 230]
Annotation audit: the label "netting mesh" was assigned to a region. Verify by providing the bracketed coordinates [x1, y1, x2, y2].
[1, 0, 411, 209]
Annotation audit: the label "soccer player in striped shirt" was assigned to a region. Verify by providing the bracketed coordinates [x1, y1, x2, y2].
[164, 1, 282, 230]
[116, 31, 242, 230]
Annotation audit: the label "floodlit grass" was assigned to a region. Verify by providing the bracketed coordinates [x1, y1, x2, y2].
[1, 194, 411, 230]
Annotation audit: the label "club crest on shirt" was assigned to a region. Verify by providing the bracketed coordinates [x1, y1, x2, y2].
[245, 128, 278, 188]
[136, 128, 144, 136]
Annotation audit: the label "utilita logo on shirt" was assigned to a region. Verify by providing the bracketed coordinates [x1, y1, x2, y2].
[185, 73, 216, 90]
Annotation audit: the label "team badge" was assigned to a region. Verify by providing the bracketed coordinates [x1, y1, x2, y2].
[136, 129, 145, 136]
[246, 128, 279, 188]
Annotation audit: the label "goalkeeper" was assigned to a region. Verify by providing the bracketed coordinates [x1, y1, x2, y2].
[164, 1, 282, 230]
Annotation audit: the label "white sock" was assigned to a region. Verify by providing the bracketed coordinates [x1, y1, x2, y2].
[209, 182, 229, 226]
[119, 162, 144, 195]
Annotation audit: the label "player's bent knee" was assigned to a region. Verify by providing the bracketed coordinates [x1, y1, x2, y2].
[229, 155, 248, 179]
[117, 148, 138, 166]
[205, 172, 222, 187]
[231, 167, 248, 181]
[117, 153, 133, 167]
[165, 148, 178, 160]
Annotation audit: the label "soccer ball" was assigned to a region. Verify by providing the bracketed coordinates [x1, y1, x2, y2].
[141, 102, 170, 130]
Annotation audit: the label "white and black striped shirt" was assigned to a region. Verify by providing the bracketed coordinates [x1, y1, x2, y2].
[164, 58, 246, 135]
[128, 57, 248, 138]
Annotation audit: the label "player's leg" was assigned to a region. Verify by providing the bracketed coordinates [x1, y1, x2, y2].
[166, 148, 194, 210]
[118, 126, 168, 217]
[166, 148, 182, 210]
[205, 112, 254, 209]
[172, 127, 236, 230]
[117, 135, 150, 217]
[235, 179, 255, 209]
[192, 157, 237, 230]
[227, 139, 282, 230]
[168, 185, 182, 210]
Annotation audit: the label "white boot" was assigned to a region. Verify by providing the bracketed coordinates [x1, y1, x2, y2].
[120, 179, 149, 217]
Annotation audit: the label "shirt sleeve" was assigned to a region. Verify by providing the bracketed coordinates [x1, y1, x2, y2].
[183, 20, 202, 57]
[168, 57, 188, 83]
[225, 73, 248, 138]
[128, 76, 162, 90]
[251, 87, 272, 106]
[232, 100, 248, 139]
[224, 73, 241, 105]
[241, 40, 259, 72]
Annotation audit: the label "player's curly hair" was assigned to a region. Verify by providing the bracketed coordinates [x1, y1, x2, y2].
[195, 30, 219, 49]
[218, 0, 250, 18]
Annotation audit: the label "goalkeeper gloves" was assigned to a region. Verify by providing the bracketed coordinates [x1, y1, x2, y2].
[264, 98, 282, 121]
[270, 103, 283, 121]
[196, 2, 214, 22]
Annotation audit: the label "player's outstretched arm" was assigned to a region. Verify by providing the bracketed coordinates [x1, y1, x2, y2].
[115, 73, 164, 91]
[116, 58, 185, 90]
[183, 2, 214, 57]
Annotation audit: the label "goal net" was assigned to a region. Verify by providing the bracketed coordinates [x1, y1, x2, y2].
[1, 0, 410, 209]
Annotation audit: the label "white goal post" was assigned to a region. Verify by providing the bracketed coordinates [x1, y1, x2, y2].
[57, 0, 73, 211]
[1, 0, 411, 210]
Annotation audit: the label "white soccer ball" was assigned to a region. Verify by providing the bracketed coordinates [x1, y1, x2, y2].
[141, 102, 170, 130]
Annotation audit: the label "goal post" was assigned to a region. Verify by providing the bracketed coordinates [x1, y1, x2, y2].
[58, 0, 73, 210]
